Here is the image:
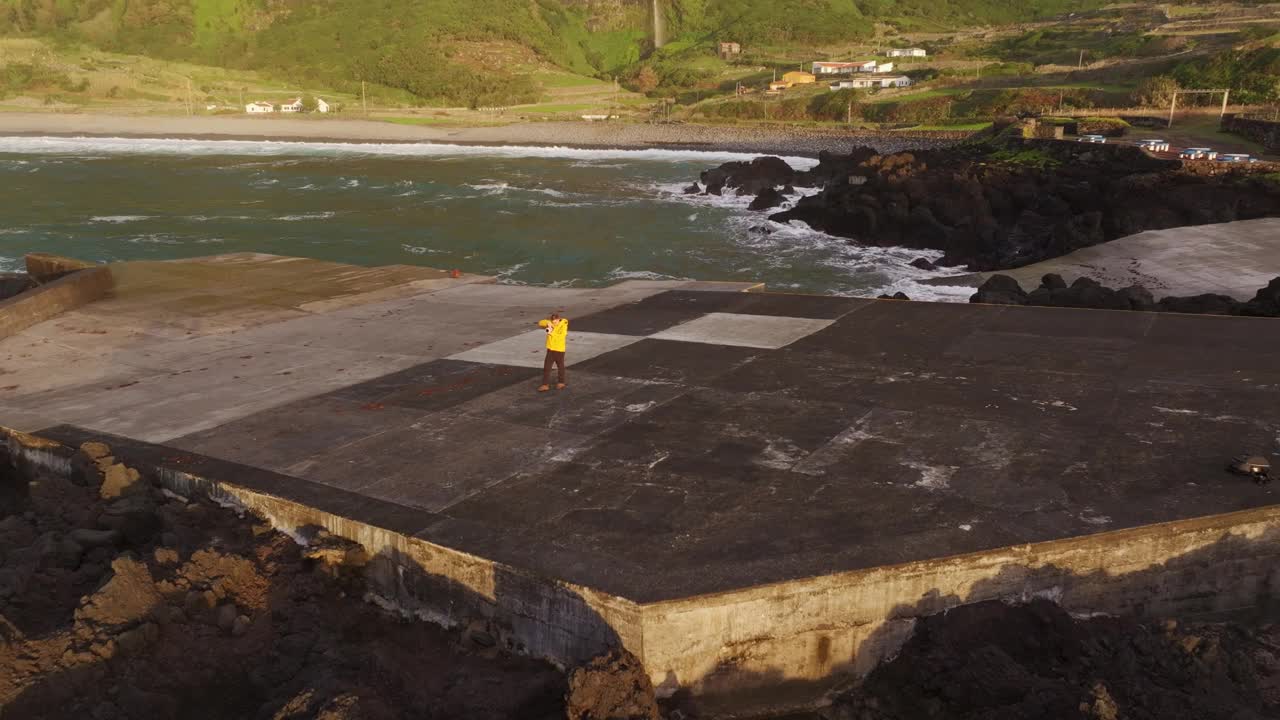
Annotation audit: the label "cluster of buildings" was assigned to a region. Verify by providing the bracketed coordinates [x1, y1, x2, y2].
[244, 97, 332, 114]
[764, 47, 926, 95]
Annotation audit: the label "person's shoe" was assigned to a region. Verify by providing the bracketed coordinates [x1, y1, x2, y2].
[556, 383, 567, 390]
[537, 384, 550, 392]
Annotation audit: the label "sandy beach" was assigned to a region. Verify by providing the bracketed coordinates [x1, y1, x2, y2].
[0, 112, 966, 157]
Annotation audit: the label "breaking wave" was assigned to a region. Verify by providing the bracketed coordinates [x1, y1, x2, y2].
[0, 136, 820, 169]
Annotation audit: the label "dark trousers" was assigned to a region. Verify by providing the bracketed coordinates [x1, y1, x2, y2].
[543, 350, 566, 385]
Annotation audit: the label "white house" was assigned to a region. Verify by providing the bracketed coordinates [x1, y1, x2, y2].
[279, 97, 303, 113]
[874, 74, 912, 88]
[830, 78, 875, 90]
[875, 61, 895, 73]
[316, 97, 331, 113]
[830, 74, 913, 91]
[886, 48, 927, 58]
[812, 59, 878, 75]
[245, 101, 274, 114]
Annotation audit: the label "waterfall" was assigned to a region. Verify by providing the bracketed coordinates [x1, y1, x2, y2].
[652, 0, 666, 48]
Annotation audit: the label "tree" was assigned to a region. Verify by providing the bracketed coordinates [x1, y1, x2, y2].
[632, 66, 659, 93]
[1131, 76, 1180, 108]
[301, 94, 318, 112]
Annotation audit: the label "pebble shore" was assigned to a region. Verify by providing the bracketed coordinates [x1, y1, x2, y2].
[0, 113, 967, 157]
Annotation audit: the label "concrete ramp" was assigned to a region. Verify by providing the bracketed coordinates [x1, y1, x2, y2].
[944, 217, 1280, 299]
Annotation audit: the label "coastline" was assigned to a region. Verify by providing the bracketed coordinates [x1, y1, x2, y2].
[0, 112, 966, 158]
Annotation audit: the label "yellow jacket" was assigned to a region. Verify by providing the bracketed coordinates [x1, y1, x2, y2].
[538, 318, 569, 352]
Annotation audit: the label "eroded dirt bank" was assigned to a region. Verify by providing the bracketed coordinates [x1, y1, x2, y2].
[2, 441, 1277, 720]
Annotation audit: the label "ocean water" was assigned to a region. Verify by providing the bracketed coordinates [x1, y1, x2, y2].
[0, 136, 972, 299]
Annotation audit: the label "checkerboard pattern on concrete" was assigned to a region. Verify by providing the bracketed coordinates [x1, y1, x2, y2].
[34, 290, 1280, 603]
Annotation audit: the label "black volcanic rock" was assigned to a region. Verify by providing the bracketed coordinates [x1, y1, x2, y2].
[755, 134, 1280, 271]
[909, 257, 937, 271]
[1238, 276, 1280, 317]
[700, 156, 797, 196]
[968, 274, 1280, 317]
[1158, 293, 1240, 315]
[748, 188, 786, 211]
[970, 274, 1028, 305]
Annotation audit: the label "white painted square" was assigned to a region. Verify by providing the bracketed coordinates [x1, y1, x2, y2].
[651, 312, 834, 349]
[447, 330, 641, 368]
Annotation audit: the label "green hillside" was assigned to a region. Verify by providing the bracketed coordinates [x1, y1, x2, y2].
[0, 0, 1113, 106]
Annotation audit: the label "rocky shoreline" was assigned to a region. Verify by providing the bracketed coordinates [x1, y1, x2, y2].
[970, 273, 1280, 316]
[688, 122, 1280, 271]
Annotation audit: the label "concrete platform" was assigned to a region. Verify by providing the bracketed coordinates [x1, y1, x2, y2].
[6, 253, 1280, 716]
[940, 217, 1280, 299]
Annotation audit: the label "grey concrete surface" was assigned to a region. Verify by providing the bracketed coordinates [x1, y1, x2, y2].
[21, 278, 1280, 603]
[0, 254, 756, 441]
[945, 217, 1280, 299]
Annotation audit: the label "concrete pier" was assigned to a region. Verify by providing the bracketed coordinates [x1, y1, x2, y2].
[5, 253, 1279, 716]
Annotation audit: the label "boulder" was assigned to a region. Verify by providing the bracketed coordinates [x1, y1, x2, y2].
[71, 525, 122, 545]
[565, 649, 661, 720]
[748, 187, 786, 211]
[682, 183, 700, 195]
[1158, 293, 1240, 315]
[1040, 273, 1068, 291]
[699, 156, 797, 196]
[1116, 285, 1156, 312]
[0, 272, 34, 301]
[216, 603, 238, 632]
[97, 494, 160, 544]
[1237, 276, 1280, 317]
[970, 274, 1028, 306]
[909, 258, 937, 271]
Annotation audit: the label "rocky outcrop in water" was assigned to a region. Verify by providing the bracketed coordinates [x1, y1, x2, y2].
[971, 274, 1280, 317]
[695, 125, 1280, 271]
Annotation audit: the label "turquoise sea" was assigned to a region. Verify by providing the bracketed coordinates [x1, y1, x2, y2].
[0, 136, 969, 299]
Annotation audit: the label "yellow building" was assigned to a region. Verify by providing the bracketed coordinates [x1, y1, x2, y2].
[781, 71, 816, 85]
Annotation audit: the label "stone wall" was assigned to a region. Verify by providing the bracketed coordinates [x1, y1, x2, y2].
[25, 252, 98, 283]
[1222, 114, 1280, 152]
[0, 266, 113, 340]
[643, 506, 1280, 716]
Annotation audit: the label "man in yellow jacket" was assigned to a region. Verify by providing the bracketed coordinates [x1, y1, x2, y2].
[537, 312, 569, 392]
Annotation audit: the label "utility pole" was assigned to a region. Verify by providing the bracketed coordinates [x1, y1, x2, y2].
[239, 87, 244, 109]
[1078, 49, 1084, 69]
[847, 100, 852, 126]
[361, 80, 368, 116]
[185, 77, 193, 116]
[1221, 88, 1229, 118]
[1168, 91, 1177, 127]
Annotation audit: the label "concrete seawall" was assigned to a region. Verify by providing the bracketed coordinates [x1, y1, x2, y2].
[0, 265, 113, 340]
[11, 428, 1279, 717]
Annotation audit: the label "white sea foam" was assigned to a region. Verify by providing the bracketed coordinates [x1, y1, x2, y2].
[91, 215, 150, 223]
[655, 180, 974, 303]
[275, 212, 336, 221]
[401, 244, 443, 255]
[0, 136, 820, 168]
[606, 268, 691, 282]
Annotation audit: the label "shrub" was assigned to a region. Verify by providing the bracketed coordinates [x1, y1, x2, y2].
[1076, 117, 1131, 137]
